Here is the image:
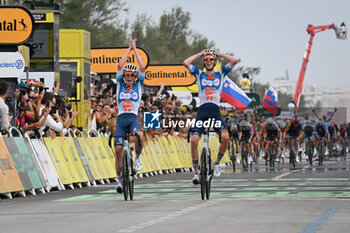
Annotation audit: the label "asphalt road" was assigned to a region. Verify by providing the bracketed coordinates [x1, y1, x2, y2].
[1, 155, 350, 233]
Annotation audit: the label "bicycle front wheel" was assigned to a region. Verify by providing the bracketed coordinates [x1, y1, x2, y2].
[206, 150, 212, 200]
[122, 150, 129, 201]
[129, 158, 135, 200]
[200, 147, 207, 200]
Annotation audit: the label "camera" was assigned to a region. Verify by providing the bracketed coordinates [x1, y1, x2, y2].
[20, 89, 27, 96]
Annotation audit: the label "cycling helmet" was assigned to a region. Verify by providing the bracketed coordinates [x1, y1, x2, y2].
[230, 123, 237, 132]
[201, 49, 217, 61]
[266, 118, 274, 124]
[291, 117, 299, 124]
[123, 64, 139, 76]
[240, 120, 249, 127]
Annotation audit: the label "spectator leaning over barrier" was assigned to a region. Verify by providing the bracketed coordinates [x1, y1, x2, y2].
[0, 80, 11, 132]
[114, 38, 146, 194]
[39, 92, 64, 136]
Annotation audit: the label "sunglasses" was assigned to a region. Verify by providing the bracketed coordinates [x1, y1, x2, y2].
[203, 57, 216, 62]
[124, 73, 136, 78]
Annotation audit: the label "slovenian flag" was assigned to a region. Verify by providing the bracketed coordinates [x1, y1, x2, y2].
[221, 77, 251, 112]
[263, 87, 280, 115]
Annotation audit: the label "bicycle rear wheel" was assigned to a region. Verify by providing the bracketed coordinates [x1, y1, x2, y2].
[129, 158, 135, 200]
[122, 150, 129, 201]
[230, 142, 236, 172]
[308, 142, 313, 166]
[319, 143, 324, 166]
[200, 147, 207, 200]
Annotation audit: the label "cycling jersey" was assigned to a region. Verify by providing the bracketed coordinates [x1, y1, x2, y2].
[316, 123, 328, 138]
[285, 122, 302, 137]
[240, 124, 254, 141]
[264, 121, 279, 140]
[116, 70, 145, 116]
[303, 123, 315, 138]
[187, 63, 233, 106]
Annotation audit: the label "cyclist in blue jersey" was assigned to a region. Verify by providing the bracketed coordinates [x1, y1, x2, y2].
[183, 49, 238, 184]
[114, 38, 146, 193]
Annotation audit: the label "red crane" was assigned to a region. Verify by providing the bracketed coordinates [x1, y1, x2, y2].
[293, 22, 347, 107]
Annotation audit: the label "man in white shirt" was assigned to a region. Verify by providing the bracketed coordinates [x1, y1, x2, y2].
[39, 92, 63, 134]
[0, 80, 10, 132]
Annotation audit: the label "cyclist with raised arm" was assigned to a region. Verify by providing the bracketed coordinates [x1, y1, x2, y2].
[114, 38, 146, 193]
[183, 49, 238, 184]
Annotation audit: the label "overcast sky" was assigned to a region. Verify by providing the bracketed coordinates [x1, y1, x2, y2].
[124, 0, 349, 89]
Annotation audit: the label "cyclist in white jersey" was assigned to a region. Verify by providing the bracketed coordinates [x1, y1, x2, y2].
[183, 49, 238, 184]
[114, 38, 146, 193]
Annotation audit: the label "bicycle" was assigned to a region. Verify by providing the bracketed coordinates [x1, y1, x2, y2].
[229, 138, 237, 172]
[269, 140, 279, 168]
[316, 136, 326, 166]
[289, 137, 297, 168]
[240, 140, 250, 169]
[115, 129, 140, 201]
[189, 128, 220, 200]
[306, 138, 314, 166]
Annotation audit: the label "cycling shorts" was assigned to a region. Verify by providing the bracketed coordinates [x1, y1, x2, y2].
[191, 103, 226, 136]
[114, 113, 142, 146]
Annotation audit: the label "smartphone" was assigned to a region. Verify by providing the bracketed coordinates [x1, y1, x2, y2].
[40, 78, 45, 84]
[69, 112, 72, 118]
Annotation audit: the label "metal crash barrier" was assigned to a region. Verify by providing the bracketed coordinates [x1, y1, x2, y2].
[0, 127, 229, 200]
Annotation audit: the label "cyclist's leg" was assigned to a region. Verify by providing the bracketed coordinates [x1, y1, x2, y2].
[216, 130, 229, 163]
[191, 134, 200, 172]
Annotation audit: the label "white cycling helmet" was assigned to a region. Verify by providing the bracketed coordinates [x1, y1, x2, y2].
[201, 49, 217, 61]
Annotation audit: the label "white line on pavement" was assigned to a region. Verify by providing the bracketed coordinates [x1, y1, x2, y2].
[118, 200, 220, 233]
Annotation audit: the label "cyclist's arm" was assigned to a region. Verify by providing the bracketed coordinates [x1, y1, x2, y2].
[117, 45, 132, 71]
[216, 51, 238, 66]
[131, 40, 146, 73]
[183, 51, 204, 68]
[238, 131, 242, 141]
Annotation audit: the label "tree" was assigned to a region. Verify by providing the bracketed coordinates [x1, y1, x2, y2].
[56, 0, 129, 47]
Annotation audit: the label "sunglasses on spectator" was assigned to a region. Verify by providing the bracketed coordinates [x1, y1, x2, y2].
[91, 100, 97, 103]
[203, 57, 216, 62]
[124, 73, 136, 78]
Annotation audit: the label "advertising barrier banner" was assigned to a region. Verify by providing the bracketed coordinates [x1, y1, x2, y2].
[0, 137, 23, 193]
[4, 137, 44, 190]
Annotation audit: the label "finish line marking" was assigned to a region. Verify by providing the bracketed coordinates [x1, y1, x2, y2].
[118, 200, 220, 232]
[300, 204, 340, 233]
[273, 165, 310, 180]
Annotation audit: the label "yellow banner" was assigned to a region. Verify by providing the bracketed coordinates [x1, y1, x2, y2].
[0, 6, 34, 44]
[144, 65, 196, 87]
[91, 47, 149, 73]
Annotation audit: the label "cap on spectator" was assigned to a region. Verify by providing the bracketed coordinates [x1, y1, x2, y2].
[16, 83, 30, 90]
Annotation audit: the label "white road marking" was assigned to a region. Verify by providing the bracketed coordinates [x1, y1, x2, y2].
[118, 200, 220, 232]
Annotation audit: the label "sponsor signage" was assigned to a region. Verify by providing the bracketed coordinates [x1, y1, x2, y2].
[144, 64, 196, 87]
[91, 47, 149, 73]
[0, 6, 34, 44]
[167, 90, 193, 105]
[0, 52, 25, 78]
[19, 72, 55, 89]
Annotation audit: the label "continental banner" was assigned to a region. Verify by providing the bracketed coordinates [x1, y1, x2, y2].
[31, 139, 61, 189]
[0, 137, 23, 194]
[144, 64, 196, 87]
[91, 47, 149, 73]
[4, 137, 44, 190]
